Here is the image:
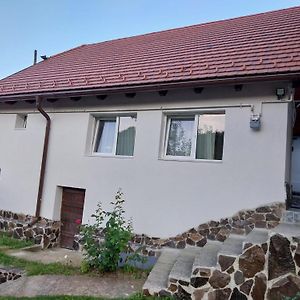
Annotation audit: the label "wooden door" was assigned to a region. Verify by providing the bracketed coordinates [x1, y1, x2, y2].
[60, 187, 85, 249]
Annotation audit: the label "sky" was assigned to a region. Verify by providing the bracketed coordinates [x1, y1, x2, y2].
[0, 0, 299, 79]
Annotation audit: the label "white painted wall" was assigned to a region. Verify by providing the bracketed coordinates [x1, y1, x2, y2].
[0, 82, 292, 237]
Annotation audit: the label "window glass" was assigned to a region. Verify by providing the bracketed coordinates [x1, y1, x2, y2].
[166, 117, 194, 157]
[95, 120, 116, 153]
[116, 116, 136, 156]
[196, 114, 225, 160]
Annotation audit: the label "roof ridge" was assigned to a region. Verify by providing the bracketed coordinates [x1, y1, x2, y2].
[87, 5, 300, 47]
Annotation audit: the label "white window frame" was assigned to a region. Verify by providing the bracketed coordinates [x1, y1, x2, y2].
[15, 114, 28, 130]
[92, 114, 136, 157]
[162, 111, 225, 162]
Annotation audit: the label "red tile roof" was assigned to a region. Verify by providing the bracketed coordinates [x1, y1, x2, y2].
[0, 6, 300, 98]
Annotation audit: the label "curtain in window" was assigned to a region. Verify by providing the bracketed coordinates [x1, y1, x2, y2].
[116, 117, 136, 156]
[196, 131, 216, 160]
[95, 120, 116, 153]
[196, 114, 225, 160]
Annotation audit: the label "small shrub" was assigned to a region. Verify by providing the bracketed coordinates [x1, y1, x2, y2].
[81, 190, 133, 272]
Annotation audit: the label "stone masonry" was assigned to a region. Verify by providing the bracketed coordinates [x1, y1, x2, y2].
[0, 210, 60, 249]
[130, 202, 285, 255]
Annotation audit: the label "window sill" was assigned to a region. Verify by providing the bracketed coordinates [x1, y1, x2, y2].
[87, 153, 134, 159]
[158, 157, 223, 163]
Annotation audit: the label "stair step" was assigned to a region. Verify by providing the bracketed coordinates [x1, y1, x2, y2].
[271, 223, 300, 238]
[218, 234, 246, 257]
[192, 240, 223, 270]
[143, 249, 180, 295]
[282, 210, 300, 224]
[168, 246, 202, 284]
[243, 228, 269, 248]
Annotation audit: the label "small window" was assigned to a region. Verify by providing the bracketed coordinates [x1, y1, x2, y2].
[93, 116, 136, 156]
[165, 113, 225, 160]
[15, 114, 28, 129]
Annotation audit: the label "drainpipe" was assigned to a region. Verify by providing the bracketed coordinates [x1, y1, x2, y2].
[35, 95, 51, 218]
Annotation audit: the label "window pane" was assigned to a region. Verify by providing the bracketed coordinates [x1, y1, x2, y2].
[196, 114, 225, 160]
[95, 120, 116, 153]
[116, 116, 136, 156]
[166, 117, 194, 157]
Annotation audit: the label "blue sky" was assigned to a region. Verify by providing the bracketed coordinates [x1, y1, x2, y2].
[0, 0, 299, 79]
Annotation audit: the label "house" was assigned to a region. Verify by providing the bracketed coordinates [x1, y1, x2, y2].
[0, 6, 300, 249]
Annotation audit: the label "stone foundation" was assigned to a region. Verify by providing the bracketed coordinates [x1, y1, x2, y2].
[1, 202, 285, 253]
[131, 202, 285, 254]
[165, 233, 300, 299]
[0, 267, 23, 285]
[0, 210, 60, 249]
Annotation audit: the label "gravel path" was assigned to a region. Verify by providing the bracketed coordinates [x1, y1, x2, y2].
[0, 274, 145, 298]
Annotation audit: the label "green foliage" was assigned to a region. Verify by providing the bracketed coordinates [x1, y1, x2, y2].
[81, 190, 133, 272]
[284, 292, 300, 300]
[0, 252, 80, 276]
[0, 232, 34, 249]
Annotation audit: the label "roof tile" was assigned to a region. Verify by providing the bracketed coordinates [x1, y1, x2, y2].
[0, 6, 300, 96]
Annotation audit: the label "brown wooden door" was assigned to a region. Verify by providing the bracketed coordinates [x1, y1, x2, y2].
[60, 187, 85, 249]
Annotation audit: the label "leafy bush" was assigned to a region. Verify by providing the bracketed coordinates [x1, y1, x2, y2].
[81, 190, 133, 272]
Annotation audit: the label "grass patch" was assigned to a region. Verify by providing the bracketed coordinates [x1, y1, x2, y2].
[0, 232, 34, 249]
[0, 252, 80, 276]
[120, 264, 151, 279]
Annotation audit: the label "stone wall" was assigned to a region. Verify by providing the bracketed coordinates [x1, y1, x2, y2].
[169, 233, 300, 299]
[0, 202, 285, 253]
[0, 210, 60, 249]
[0, 267, 22, 285]
[131, 202, 285, 255]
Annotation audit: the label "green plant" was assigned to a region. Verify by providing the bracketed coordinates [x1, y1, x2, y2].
[81, 190, 133, 272]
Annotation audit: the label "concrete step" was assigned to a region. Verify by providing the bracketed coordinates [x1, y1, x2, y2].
[192, 240, 223, 271]
[271, 223, 300, 238]
[21, 244, 42, 252]
[143, 248, 180, 295]
[218, 234, 246, 257]
[243, 228, 269, 249]
[282, 210, 300, 224]
[168, 246, 202, 285]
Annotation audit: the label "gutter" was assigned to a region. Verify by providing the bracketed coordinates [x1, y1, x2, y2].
[35, 95, 51, 218]
[0, 71, 299, 102]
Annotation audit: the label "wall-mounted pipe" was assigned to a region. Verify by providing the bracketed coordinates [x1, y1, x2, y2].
[35, 95, 51, 218]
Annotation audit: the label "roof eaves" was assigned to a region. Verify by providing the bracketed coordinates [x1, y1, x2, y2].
[0, 71, 299, 102]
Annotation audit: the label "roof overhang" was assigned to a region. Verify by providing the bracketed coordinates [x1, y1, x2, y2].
[0, 71, 299, 102]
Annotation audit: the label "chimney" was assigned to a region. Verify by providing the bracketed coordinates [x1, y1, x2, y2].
[33, 50, 37, 65]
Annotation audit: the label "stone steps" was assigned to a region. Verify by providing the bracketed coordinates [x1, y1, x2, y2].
[168, 247, 202, 285]
[281, 210, 300, 224]
[218, 234, 246, 257]
[143, 249, 180, 296]
[243, 228, 269, 249]
[142, 210, 300, 298]
[271, 222, 300, 238]
[192, 240, 222, 270]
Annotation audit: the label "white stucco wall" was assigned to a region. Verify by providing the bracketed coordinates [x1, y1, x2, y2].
[0, 81, 292, 237]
